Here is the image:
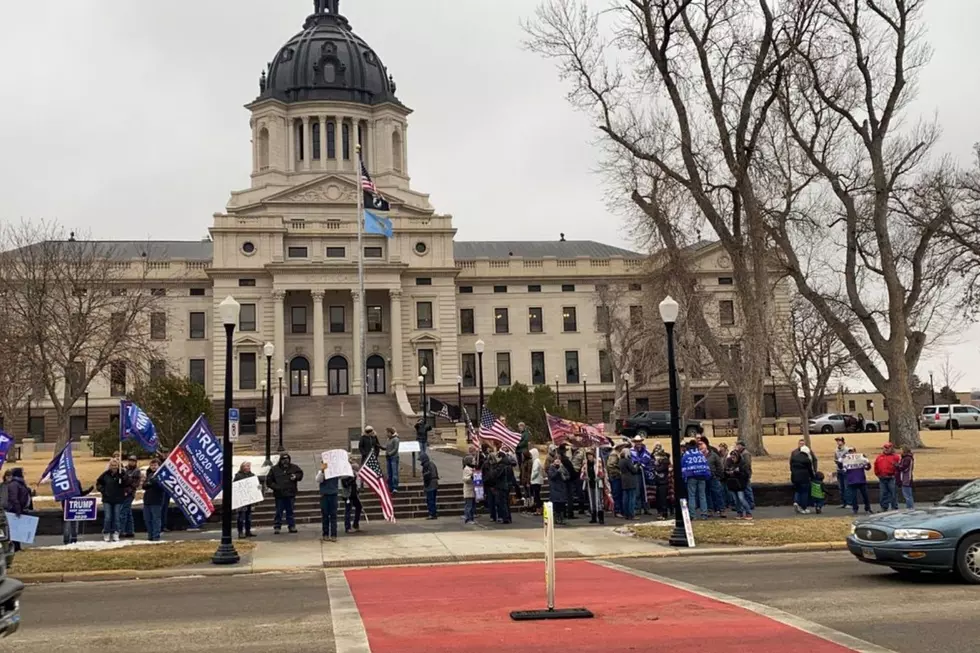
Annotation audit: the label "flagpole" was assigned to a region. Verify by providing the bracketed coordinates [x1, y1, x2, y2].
[356, 145, 367, 432]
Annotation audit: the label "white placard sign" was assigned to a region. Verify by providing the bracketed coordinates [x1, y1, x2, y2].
[842, 453, 868, 469]
[399, 441, 421, 454]
[320, 449, 355, 479]
[231, 476, 264, 510]
[5, 512, 39, 544]
[679, 498, 696, 548]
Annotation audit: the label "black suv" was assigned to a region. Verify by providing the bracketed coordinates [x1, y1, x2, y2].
[0, 511, 23, 637]
[614, 411, 704, 438]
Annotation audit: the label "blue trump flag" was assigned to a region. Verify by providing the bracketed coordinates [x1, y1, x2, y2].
[120, 400, 159, 452]
[364, 210, 393, 238]
[40, 442, 82, 502]
[0, 429, 13, 471]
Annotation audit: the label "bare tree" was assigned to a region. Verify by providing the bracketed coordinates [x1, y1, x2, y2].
[0, 304, 35, 437]
[0, 221, 168, 447]
[771, 291, 855, 445]
[937, 353, 963, 397]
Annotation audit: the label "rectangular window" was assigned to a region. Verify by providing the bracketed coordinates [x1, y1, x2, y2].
[563, 306, 578, 332]
[727, 394, 738, 418]
[459, 286, 473, 294]
[189, 311, 206, 339]
[416, 301, 433, 329]
[240, 407, 258, 435]
[416, 278, 432, 286]
[111, 312, 126, 337]
[287, 246, 308, 259]
[602, 398, 615, 423]
[239, 352, 257, 390]
[327, 121, 336, 158]
[240, 303, 257, 332]
[326, 247, 346, 258]
[150, 312, 167, 340]
[150, 359, 166, 381]
[848, 399, 856, 412]
[342, 122, 351, 160]
[635, 397, 650, 412]
[464, 402, 478, 423]
[291, 306, 308, 334]
[28, 416, 45, 439]
[329, 306, 345, 333]
[238, 279, 256, 287]
[111, 288, 127, 297]
[718, 277, 734, 285]
[528, 284, 542, 293]
[599, 350, 613, 383]
[494, 307, 509, 334]
[461, 353, 477, 388]
[364, 246, 383, 258]
[189, 359, 206, 386]
[190, 288, 206, 296]
[418, 349, 435, 383]
[596, 306, 610, 332]
[866, 399, 874, 411]
[565, 351, 580, 384]
[150, 288, 166, 296]
[110, 361, 126, 397]
[719, 300, 735, 326]
[567, 399, 582, 417]
[460, 308, 475, 335]
[493, 285, 507, 293]
[628, 283, 642, 291]
[765, 393, 777, 418]
[367, 305, 383, 332]
[629, 305, 643, 328]
[496, 352, 511, 387]
[693, 394, 707, 420]
[528, 307, 543, 333]
[531, 351, 546, 385]
[562, 284, 575, 292]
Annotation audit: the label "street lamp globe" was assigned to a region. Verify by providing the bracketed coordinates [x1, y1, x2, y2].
[420, 365, 428, 376]
[218, 295, 241, 326]
[277, 368, 283, 381]
[260, 379, 267, 389]
[623, 372, 631, 382]
[583, 373, 588, 381]
[263, 341, 275, 358]
[475, 339, 485, 354]
[457, 375, 462, 385]
[658, 295, 680, 324]
[418, 375, 425, 383]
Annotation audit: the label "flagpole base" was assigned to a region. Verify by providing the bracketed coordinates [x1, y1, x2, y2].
[211, 542, 240, 565]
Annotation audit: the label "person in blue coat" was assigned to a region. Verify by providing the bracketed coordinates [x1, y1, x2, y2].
[681, 440, 712, 520]
[547, 458, 569, 525]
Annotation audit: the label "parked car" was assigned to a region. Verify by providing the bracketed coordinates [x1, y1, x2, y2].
[846, 479, 980, 583]
[0, 511, 23, 637]
[920, 405, 980, 430]
[614, 411, 703, 438]
[809, 413, 880, 434]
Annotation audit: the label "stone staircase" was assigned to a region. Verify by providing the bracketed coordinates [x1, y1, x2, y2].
[279, 395, 410, 452]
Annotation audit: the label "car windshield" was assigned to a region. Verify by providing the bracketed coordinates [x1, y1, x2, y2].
[937, 480, 980, 508]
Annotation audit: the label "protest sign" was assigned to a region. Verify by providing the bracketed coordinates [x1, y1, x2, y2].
[63, 497, 99, 521]
[843, 453, 869, 469]
[6, 512, 39, 544]
[232, 476, 264, 510]
[320, 450, 354, 479]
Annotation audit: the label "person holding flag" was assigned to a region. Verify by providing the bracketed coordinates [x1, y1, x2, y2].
[0, 429, 14, 471]
[96, 458, 127, 542]
[40, 441, 93, 545]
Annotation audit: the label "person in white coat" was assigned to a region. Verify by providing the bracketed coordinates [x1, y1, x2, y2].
[529, 448, 544, 515]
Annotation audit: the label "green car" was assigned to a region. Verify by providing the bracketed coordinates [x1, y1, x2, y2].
[0, 511, 23, 636]
[846, 479, 980, 583]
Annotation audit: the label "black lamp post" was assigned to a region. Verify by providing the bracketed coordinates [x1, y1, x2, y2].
[476, 340, 485, 418]
[419, 365, 429, 422]
[263, 342, 274, 468]
[623, 372, 631, 416]
[869, 400, 876, 423]
[277, 367, 284, 452]
[554, 374, 561, 406]
[457, 374, 463, 417]
[582, 374, 589, 420]
[213, 295, 241, 565]
[929, 371, 936, 404]
[660, 295, 689, 548]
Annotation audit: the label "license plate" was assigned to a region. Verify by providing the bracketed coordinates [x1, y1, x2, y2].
[862, 547, 877, 560]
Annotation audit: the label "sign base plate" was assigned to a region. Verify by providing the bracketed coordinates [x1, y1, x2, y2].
[509, 608, 594, 621]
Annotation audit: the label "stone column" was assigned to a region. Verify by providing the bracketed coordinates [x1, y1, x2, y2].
[286, 118, 294, 173]
[319, 116, 328, 171]
[302, 116, 311, 171]
[312, 289, 326, 394]
[389, 289, 403, 386]
[352, 289, 362, 394]
[273, 290, 286, 375]
[250, 119, 257, 173]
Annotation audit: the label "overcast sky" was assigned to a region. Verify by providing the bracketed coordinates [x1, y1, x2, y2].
[1, 0, 978, 390]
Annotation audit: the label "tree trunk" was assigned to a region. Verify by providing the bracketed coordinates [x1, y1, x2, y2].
[799, 406, 812, 448]
[886, 380, 924, 449]
[56, 411, 71, 449]
[737, 387, 767, 456]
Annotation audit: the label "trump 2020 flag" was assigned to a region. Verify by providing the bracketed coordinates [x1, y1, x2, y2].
[40, 442, 82, 502]
[119, 399, 159, 452]
[364, 210, 393, 238]
[0, 429, 13, 471]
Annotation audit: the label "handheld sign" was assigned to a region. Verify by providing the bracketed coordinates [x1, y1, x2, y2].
[6, 512, 39, 544]
[231, 476, 264, 510]
[320, 450, 354, 479]
[63, 497, 99, 521]
[228, 407, 240, 443]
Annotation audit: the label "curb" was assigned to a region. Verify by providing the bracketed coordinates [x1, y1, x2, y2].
[17, 542, 848, 584]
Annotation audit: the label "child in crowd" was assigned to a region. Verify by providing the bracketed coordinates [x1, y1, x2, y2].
[810, 471, 827, 514]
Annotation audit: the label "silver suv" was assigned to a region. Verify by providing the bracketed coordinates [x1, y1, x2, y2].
[0, 511, 23, 637]
[921, 404, 980, 430]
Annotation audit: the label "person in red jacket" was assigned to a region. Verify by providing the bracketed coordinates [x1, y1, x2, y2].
[873, 443, 901, 512]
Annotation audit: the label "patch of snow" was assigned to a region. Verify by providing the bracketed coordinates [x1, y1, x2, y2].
[38, 539, 206, 552]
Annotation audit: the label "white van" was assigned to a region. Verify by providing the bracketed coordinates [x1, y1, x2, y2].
[920, 404, 980, 430]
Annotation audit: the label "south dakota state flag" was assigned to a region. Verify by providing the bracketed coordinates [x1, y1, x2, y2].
[364, 210, 393, 238]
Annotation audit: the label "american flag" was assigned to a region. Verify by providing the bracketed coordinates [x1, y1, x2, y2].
[479, 406, 522, 449]
[357, 449, 395, 522]
[360, 156, 377, 194]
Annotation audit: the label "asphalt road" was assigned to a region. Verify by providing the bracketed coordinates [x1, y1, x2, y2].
[617, 552, 980, 653]
[5, 572, 336, 653]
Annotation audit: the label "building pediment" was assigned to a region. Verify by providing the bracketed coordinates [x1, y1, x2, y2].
[234, 335, 266, 348]
[262, 174, 360, 205]
[409, 332, 442, 347]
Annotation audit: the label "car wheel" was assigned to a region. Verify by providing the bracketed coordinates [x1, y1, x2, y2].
[955, 534, 980, 584]
[865, 423, 878, 432]
[820, 425, 834, 434]
[636, 429, 649, 438]
[684, 425, 700, 437]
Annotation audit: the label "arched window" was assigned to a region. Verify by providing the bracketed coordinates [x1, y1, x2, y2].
[392, 129, 403, 173]
[295, 121, 304, 162]
[327, 121, 336, 159]
[311, 121, 321, 160]
[257, 127, 269, 170]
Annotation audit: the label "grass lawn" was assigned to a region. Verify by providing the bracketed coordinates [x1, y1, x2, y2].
[633, 430, 979, 483]
[633, 517, 854, 546]
[13, 456, 113, 489]
[11, 540, 257, 575]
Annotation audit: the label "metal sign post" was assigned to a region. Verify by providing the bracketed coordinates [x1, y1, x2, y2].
[510, 501, 593, 621]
